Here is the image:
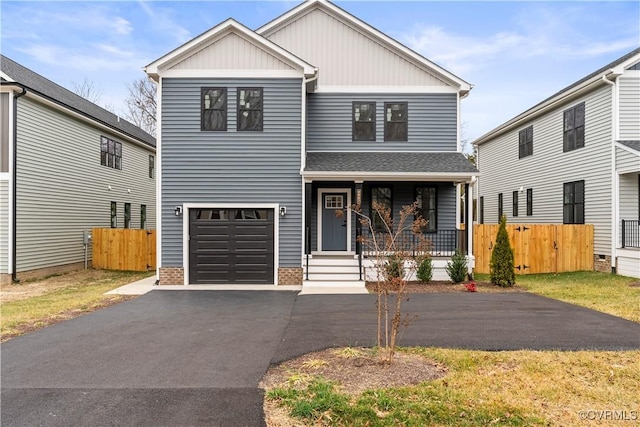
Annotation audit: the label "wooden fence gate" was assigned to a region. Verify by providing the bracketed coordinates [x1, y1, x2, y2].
[92, 228, 156, 271]
[474, 224, 594, 274]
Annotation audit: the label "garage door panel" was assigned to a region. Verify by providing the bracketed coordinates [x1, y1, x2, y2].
[189, 208, 274, 284]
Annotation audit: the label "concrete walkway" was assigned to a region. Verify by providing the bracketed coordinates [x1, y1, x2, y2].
[2, 291, 639, 426]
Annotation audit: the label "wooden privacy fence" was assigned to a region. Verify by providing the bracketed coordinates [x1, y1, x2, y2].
[474, 224, 594, 274]
[92, 228, 156, 271]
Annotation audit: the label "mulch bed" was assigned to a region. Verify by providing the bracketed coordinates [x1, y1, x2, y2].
[366, 281, 526, 293]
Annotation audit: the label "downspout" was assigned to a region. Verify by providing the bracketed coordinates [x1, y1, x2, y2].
[601, 73, 617, 273]
[12, 86, 27, 283]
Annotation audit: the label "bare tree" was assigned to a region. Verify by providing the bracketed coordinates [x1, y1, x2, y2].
[71, 77, 103, 104]
[125, 78, 157, 136]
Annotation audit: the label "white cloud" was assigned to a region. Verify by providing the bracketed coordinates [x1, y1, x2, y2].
[138, 1, 192, 45]
[18, 44, 144, 72]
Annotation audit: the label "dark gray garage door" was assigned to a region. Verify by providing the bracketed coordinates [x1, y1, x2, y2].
[189, 208, 274, 284]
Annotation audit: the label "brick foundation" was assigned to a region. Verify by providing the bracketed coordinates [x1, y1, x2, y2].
[593, 254, 612, 273]
[278, 267, 303, 286]
[159, 267, 185, 285]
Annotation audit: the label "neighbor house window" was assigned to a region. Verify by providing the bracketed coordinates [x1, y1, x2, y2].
[101, 136, 122, 170]
[563, 102, 585, 152]
[353, 102, 375, 141]
[519, 126, 533, 158]
[526, 189, 533, 216]
[563, 180, 584, 224]
[201, 88, 227, 131]
[371, 186, 392, 231]
[384, 102, 407, 141]
[416, 186, 437, 232]
[479, 196, 485, 224]
[237, 88, 263, 131]
[140, 205, 146, 229]
[498, 193, 503, 221]
[124, 203, 131, 229]
[513, 191, 519, 217]
[110, 202, 117, 228]
[149, 155, 154, 178]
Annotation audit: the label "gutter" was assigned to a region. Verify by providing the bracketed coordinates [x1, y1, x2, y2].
[12, 86, 26, 282]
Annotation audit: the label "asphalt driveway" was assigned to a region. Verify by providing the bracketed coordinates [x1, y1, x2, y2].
[2, 290, 639, 426]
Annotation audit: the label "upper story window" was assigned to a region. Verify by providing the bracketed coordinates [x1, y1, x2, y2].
[563, 102, 585, 152]
[519, 126, 533, 158]
[149, 155, 154, 178]
[384, 102, 407, 141]
[202, 88, 227, 131]
[563, 180, 584, 224]
[238, 88, 263, 131]
[416, 186, 437, 232]
[371, 186, 392, 231]
[101, 136, 122, 170]
[353, 102, 375, 141]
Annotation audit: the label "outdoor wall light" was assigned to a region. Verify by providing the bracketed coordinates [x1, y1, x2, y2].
[175, 206, 183, 216]
[280, 206, 287, 216]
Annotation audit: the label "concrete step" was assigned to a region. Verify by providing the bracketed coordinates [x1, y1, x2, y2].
[304, 265, 361, 274]
[305, 256, 359, 266]
[300, 280, 368, 295]
[305, 273, 362, 281]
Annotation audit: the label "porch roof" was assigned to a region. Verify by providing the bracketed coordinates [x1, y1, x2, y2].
[303, 151, 479, 181]
[619, 140, 640, 153]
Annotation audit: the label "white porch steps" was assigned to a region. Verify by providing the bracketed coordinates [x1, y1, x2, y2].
[301, 255, 368, 294]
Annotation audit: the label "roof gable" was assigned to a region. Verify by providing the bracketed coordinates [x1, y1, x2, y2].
[258, 0, 471, 93]
[145, 19, 316, 79]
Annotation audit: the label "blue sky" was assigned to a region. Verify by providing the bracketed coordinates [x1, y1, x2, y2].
[1, 1, 639, 142]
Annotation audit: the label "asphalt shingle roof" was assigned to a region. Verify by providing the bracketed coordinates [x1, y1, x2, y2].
[304, 152, 478, 173]
[619, 140, 640, 153]
[1, 55, 155, 147]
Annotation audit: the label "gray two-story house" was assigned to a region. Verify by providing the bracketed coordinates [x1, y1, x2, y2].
[146, 0, 478, 289]
[1, 55, 156, 284]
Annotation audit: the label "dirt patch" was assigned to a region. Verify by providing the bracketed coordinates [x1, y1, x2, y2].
[629, 282, 640, 288]
[366, 280, 526, 293]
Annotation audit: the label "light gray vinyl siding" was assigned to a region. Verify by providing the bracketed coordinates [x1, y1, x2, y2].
[619, 71, 640, 140]
[616, 146, 640, 173]
[618, 172, 639, 223]
[0, 180, 8, 273]
[306, 93, 457, 152]
[1, 93, 9, 172]
[15, 97, 156, 272]
[161, 78, 302, 267]
[477, 85, 613, 255]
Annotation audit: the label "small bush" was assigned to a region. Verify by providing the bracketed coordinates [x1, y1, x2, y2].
[416, 258, 433, 283]
[446, 249, 467, 283]
[490, 216, 516, 287]
[384, 257, 404, 280]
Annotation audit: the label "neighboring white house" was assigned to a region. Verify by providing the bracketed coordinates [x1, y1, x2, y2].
[474, 48, 640, 278]
[0, 55, 156, 283]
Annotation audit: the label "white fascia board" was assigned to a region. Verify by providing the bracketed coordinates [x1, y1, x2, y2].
[302, 171, 479, 182]
[615, 142, 640, 157]
[158, 69, 305, 79]
[257, 0, 471, 94]
[21, 90, 155, 152]
[0, 72, 14, 82]
[314, 85, 458, 94]
[145, 18, 316, 78]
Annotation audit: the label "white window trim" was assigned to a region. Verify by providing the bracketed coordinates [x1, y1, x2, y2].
[182, 203, 280, 286]
[316, 188, 352, 254]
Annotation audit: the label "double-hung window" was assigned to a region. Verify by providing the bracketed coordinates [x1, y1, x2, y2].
[519, 126, 533, 158]
[353, 102, 375, 141]
[563, 103, 585, 152]
[371, 187, 392, 232]
[201, 88, 227, 131]
[563, 180, 584, 224]
[384, 102, 407, 141]
[416, 186, 437, 232]
[237, 88, 263, 131]
[101, 136, 122, 170]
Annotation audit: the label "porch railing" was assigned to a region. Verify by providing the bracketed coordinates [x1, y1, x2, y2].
[359, 228, 467, 257]
[622, 219, 640, 249]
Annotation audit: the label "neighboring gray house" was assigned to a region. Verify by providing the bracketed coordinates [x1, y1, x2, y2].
[0, 55, 156, 284]
[145, 0, 478, 289]
[474, 48, 640, 279]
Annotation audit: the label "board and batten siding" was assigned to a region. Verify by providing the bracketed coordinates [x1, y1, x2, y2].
[161, 78, 303, 267]
[15, 97, 156, 272]
[306, 93, 457, 152]
[618, 71, 640, 140]
[0, 180, 8, 273]
[262, 7, 449, 88]
[477, 85, 613, 256]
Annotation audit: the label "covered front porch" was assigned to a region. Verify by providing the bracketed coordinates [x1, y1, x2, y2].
[615, 141, 640, 278]
[301, 152, 479, 288]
